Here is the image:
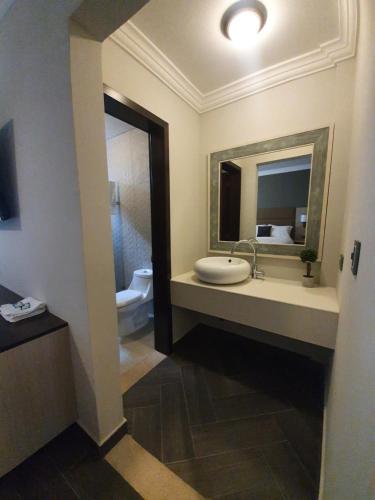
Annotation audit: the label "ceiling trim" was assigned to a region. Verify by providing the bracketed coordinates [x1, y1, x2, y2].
[110, 0, 358, 114]
[110, 22, 202, 112]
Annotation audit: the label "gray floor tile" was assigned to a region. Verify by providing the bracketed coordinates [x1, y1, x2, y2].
[1, 425, 142, 500]
[132, 404, 162, 461]
[275, 409, 322, 485]
[64, 455, 142, 500]
[137, 357, 182, 386]
[46, 424, 94, 473]
[123, 380, 160, 409]
[214, 484, 284, 500]
[13, 449, 79, 500]
[204, 369, 259, 399]
[122, 326, 324, 499]
[123, 406, 135, 434]
[168, 447, 281, 499]
[262, 441, 317, 500]
[0, 471, 25, 500]
[213, 392, 292, 421]
[191, 415, 286, 457]
[161, 382, 195, 463]
[182, 364, 216, 425]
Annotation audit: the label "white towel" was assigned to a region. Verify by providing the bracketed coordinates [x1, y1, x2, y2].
[0, 297, 47, 323]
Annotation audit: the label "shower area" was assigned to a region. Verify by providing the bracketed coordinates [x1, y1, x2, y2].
[105, 113, 156, 374]
[109, 177, 152, 293]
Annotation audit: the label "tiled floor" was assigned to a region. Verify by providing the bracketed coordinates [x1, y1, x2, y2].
[119, 321, 155, 374]
[1, 325, 325, 500]
[118, 321, 166, 394]
[106, 434, 204, 500]
[0, 425, 141, 500]
[123, 325, 325, 500]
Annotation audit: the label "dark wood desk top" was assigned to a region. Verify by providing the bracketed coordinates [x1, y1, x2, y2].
[0, 285, 68, 353]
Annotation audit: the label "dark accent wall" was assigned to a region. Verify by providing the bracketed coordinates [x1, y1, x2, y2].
[257, 170, 310, 209]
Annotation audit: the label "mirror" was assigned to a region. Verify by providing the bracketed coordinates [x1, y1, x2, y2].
[220, 146, 312, 245]
[210, 128, 330, 257]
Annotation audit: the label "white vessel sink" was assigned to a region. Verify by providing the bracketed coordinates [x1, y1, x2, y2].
[194, 257, 251, 285]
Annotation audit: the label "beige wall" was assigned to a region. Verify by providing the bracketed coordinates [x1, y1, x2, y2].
[323, 1, 375, 498]
[202, 61, 355, 286]
[103, 38, 355, 288]
[102, 38, 205, 277]
[0, 0, 105, 438]
[70, 22, 124, 443]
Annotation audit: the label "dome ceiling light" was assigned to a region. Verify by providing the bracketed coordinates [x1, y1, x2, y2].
[221, 0, 267, 47]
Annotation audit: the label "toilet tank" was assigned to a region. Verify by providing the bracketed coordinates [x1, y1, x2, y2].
[129, 268, 153, 299]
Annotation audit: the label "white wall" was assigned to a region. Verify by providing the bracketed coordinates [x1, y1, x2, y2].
[201, 61, 355, 286]
[0, 0, 125, 445]
[323, 1, 375, 498]
[102, 38, 205, 277]
[0, 0, 92, 428]
[70, 21, 124, 443]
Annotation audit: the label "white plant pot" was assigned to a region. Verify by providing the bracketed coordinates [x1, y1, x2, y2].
[302, 275, 315, 288]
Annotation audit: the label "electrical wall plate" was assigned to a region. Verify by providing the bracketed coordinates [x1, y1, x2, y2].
[350, 240, 361, 276]
[339, 254, 344, 271]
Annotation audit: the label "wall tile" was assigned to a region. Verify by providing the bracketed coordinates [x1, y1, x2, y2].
[107, 128, 152, 289]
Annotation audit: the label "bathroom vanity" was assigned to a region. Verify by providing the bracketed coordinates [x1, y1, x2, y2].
[0, 285, 76, 477]
[171, 272, 338, 349]
[175, 126, 339, 351]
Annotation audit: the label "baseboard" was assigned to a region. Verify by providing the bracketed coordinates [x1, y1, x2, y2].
[97, 418, 128, 456]
[77, 418, 128, 457]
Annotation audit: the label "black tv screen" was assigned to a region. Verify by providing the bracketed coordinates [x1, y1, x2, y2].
[0, 121, 17, 222]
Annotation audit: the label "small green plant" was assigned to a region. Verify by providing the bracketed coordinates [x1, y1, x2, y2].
[300, 248, 317, 277]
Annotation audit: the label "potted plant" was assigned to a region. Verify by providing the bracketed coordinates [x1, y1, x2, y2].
[300, 248, 317, 287]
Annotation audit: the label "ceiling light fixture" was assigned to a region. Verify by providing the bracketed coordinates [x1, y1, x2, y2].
[221, 0, 267, 47]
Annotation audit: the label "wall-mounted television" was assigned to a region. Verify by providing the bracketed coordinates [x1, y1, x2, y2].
[0, 121, 17, 222]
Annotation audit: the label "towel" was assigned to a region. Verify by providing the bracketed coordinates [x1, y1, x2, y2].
[0, 297, 47, 323]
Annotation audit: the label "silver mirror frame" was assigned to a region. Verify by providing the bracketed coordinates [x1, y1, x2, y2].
[209, 127, 330, 257]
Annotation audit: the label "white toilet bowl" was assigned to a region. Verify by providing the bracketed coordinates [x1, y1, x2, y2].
[116, 268, 153, 337]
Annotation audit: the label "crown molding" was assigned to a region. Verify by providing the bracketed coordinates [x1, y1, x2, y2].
[110, 22, 203, 112]
[110, 0, 358, 114]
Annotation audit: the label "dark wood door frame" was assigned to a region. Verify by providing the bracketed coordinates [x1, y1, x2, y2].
[220, 161, 241, 241]
[104, 85, 172, 355]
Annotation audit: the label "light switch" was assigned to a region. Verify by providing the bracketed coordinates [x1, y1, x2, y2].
[339, 254, 344, 271]
[350, 240, 361, 276]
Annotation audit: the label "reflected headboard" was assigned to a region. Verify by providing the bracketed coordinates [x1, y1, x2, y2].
[257, 207, 296, 227]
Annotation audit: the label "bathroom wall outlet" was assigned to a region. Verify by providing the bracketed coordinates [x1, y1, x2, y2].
[350, 240, 361, 276]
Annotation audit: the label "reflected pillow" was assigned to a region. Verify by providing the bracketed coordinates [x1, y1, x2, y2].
[257, 225, 272, 237]
[271, 225, 294, 244]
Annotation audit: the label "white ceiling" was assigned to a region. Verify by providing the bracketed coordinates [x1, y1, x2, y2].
[104, 113, 134, 140]
[131, 0, 339, 94]
[111, 0, 357, 112]
[257, 155, 312, 176]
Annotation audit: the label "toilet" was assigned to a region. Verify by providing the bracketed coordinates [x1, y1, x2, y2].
[116, 268, 153, 337]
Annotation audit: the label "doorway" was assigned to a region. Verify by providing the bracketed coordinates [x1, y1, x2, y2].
[104, 86, 172, 363]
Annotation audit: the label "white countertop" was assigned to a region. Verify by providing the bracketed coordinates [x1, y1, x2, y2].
[171, 271, 339, 314]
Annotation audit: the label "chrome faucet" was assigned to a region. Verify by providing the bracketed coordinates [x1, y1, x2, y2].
[230, 238, 265, 279]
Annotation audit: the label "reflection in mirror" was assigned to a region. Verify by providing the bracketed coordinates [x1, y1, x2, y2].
[219, 149, 312, 245]
[219, 162, 241, 241]
[256, 155, 311, 245]
[211, 128, 330, 256]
